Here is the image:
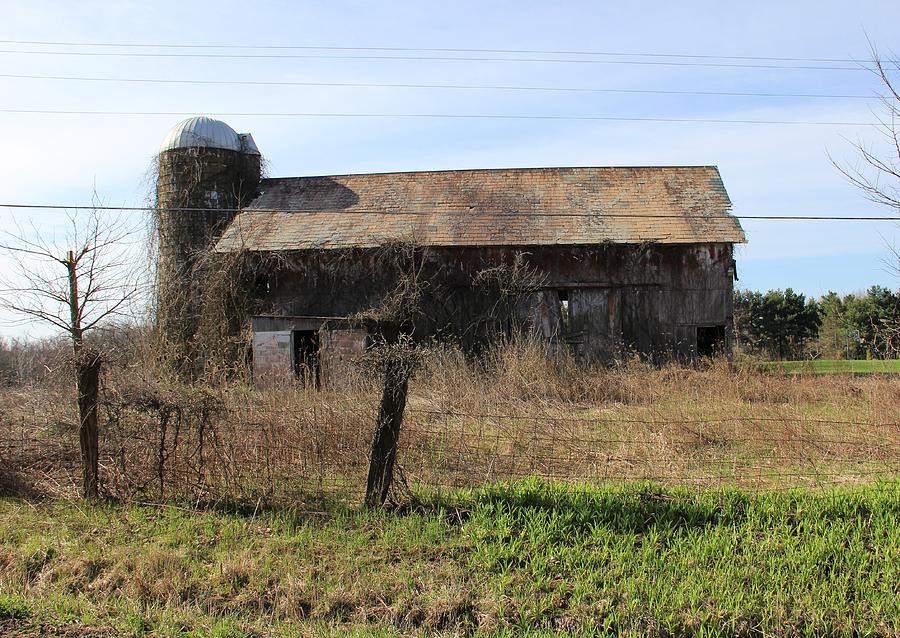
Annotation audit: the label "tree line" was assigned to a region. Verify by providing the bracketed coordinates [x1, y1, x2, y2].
[733, 286, 900, 361]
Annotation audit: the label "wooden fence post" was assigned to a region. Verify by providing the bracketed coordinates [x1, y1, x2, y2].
[364, 358, 410, 508]
[76, 348, 101, 499]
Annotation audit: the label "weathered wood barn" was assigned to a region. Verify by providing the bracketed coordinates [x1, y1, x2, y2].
[156, 117, 746, 384]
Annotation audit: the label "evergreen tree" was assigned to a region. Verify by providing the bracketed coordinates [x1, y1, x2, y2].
[734, 289, 821, 360]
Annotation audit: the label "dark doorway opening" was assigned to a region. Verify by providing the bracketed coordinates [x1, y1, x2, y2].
[697, 325, 726, 358]
[292, 330, 320, 388]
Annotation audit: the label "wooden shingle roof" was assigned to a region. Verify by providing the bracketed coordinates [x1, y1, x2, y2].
[214, 166, 745, 252]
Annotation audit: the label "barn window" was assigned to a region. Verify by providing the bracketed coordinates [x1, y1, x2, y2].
[697, 325, 726, 358]
[292, 330, 320, 388]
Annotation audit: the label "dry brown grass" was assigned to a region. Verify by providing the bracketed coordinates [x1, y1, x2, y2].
[1, 339, 898, 504]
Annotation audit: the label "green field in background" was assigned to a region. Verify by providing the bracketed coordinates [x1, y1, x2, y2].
[761, 359, 900, 374]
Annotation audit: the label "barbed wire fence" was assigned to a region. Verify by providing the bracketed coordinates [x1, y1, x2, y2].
[2, 389, 898, 507]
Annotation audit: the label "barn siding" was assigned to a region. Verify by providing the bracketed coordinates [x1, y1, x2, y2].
[251, 242, 735, 381]
[319, 327, 368, 387]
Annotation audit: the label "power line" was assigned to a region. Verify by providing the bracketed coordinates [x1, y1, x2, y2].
[0, 73, 874, 101]
[0, 109, 877, 126]
[0, 38, 869, 64]
[0, 48, 872, 71]
[1, 203, 896, 221]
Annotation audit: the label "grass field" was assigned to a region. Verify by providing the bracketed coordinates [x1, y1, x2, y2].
[760, 359, 900, 375]
[2, 344, 898, 635]
[1, 481, 899, 637]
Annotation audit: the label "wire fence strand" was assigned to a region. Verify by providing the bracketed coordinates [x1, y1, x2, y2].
[3, 388, 897, 506]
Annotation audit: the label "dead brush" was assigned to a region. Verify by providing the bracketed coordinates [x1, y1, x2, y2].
[416, 339, 646, 410]
[1, 338, 898, 501]
[402, 341, 899, 490]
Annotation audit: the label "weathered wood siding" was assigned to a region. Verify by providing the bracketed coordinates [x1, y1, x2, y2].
[319, 326, 367, 387]
[254, 242, 735, 366]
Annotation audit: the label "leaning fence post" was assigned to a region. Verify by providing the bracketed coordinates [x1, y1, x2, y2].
[364, 357, 410, 508]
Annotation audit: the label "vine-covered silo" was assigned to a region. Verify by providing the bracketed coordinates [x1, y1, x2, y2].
[155, 116, 261, 372]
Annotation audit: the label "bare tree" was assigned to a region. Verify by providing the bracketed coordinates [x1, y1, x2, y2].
[836, 52, 900, 209]
[834, 47, 900, 272]
[0, 208, 142, 498]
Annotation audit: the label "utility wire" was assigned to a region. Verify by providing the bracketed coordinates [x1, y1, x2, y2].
[0, 109, 877, 126]
[0, 203, 896, 221]
[0, 48, 872, 71]
[0, 72, 874, 100]
[0, 38, 869, 64]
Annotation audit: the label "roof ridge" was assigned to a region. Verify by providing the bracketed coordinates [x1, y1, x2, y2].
[260, 165, 721, 181]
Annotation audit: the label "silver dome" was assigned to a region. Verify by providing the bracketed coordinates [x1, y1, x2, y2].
[159, 116, 243, 152]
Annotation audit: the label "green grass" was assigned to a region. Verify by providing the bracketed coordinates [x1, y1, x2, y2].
[1, 480, 899, 637]
[0, 593, 32, 620]
[760, 359, 900, 375]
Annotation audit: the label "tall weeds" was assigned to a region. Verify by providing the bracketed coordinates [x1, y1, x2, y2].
[1, 339, 897, 503]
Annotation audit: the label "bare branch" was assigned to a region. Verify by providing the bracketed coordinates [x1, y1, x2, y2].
[0, 206, 144, 349]
[832, 46, 900, 261]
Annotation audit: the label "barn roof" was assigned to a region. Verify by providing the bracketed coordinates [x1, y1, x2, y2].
[214, 166, 745, 252]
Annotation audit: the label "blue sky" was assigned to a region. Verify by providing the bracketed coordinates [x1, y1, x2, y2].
[1, 0, 899, 337]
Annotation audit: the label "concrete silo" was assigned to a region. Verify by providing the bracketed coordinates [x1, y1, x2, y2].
[155, 116, 261, 372]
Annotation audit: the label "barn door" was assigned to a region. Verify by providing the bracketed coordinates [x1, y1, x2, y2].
[568, 288, 621, 363]
[318, 325, 368, 388]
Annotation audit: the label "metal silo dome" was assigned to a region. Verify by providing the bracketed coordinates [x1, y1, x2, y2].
[159, 116, 243, 152]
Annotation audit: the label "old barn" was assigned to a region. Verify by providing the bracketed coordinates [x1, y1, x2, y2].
[156, 117, 746, 384]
